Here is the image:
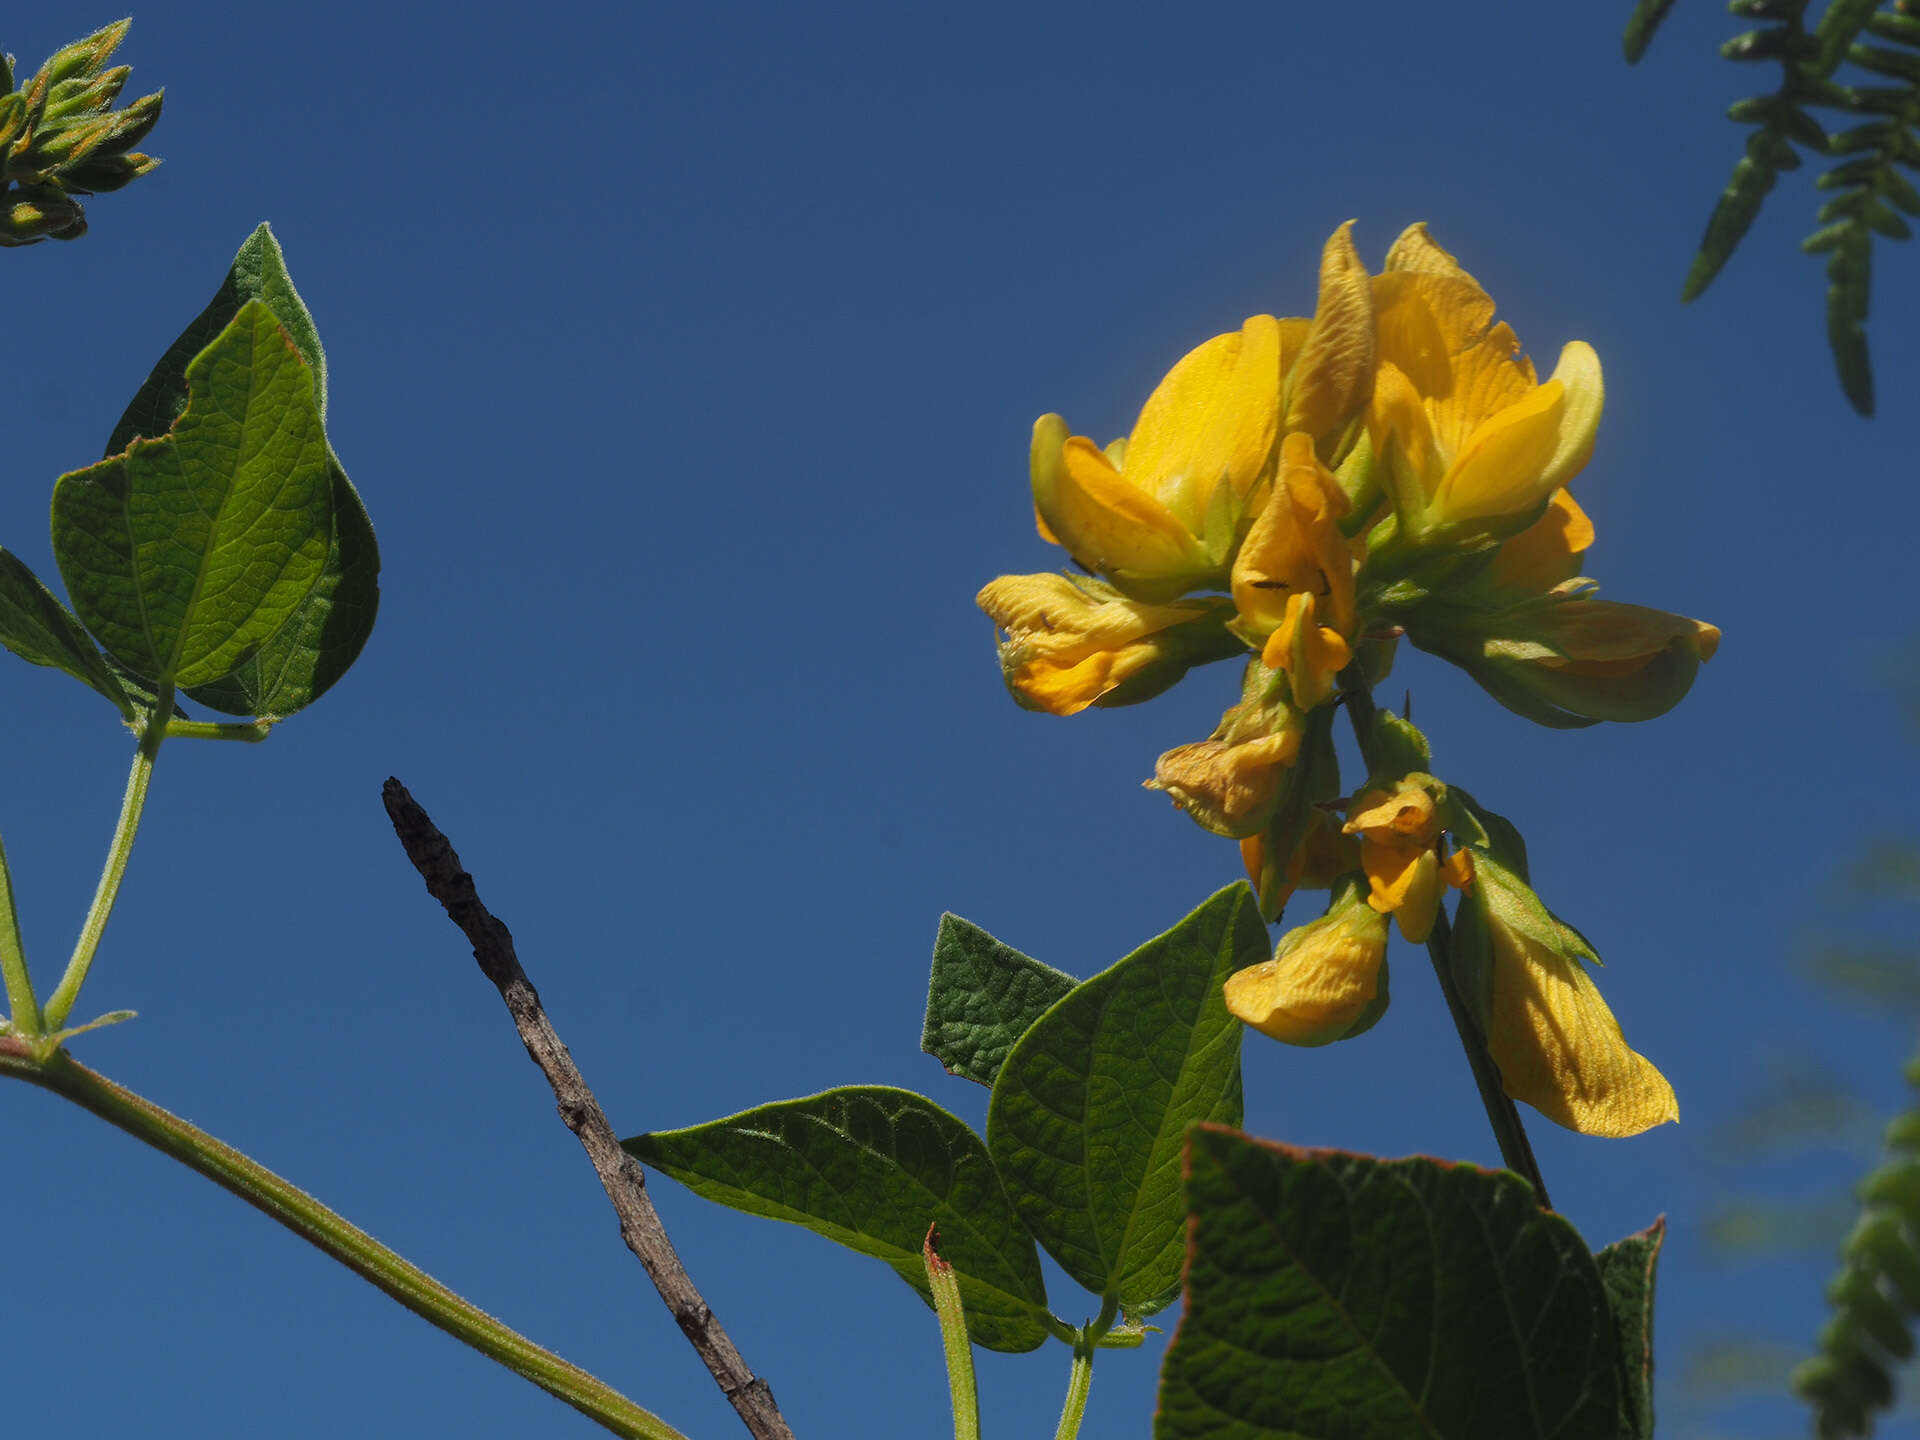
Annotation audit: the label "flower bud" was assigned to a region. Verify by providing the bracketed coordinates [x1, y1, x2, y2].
[1224, 874, 1389, 1046]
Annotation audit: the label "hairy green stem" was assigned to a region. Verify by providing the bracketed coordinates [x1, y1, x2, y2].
[0, 1044, 692, 1440]
[1338, 668, 1552, 1209]
[0, 829, 38, 1035]
[1051, 1328, 1098, 1440]
[163, 716, 274, 743]
[921, 1230, 979, 1440]
[43, 688, 173, 1031]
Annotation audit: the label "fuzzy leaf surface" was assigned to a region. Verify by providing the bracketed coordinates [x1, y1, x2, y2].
[986, 884, 1256, 1315]
[106, 223, 377, 714]
[922, 913, 1077, 1087]
[52, 302, 333, 692]
[624, 1085, 1052, 1352]
[1156, 1129, 1627, 1440]
[1595, 1218, 1664, 1440]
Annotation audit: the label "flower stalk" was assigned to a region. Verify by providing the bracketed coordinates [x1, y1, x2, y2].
[1341, 668, 1551, 1208]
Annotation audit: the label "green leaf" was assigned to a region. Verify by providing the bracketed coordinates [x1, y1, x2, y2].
[106, 223, 378, 715]
[1825, 226, 1875, 415]
[921, 914, 1077, 1087]
[1156, 1129, 1629, 1440]
[0, 545, 131, 713]
[108, 223, 329, 452]
[623, 1086, 1052, 1353]
[1622, 0, 1679, 64]
[180, 452, 379, 715]
[1596, 1219, 1664, 1440]
[986, 884, 1256, 1316]
[51, 302, 334, 692]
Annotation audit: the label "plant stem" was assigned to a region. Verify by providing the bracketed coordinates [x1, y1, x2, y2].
[163, 716, 274, 743]
[0, 829, 39, 1036]
[43, 688, 173, 1031]
[0, 1042, 693, 1440]
[922, 1226, 979, 1440]
[1338, 668, 1553, 1209]
[1051, 1327, 1098, 1440]
[1423, 908, 1551, 1209]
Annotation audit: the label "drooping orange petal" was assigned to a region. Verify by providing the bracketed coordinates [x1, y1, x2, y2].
[1487, 489, 1594, 594]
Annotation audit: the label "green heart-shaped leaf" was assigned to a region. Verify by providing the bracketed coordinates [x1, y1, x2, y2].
[106, 224, 377, 716]
[922, 913, 1077, 1087]
[52, 301, 333, 692]
[624, 1086, 1053, 1353]
[986, 884, 1257, 1316]
[0, 545, 131, 714]
[1156, 1128, 1629, 1440]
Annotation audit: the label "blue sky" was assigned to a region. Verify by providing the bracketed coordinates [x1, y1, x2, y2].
[4, 4, 1916, 1437]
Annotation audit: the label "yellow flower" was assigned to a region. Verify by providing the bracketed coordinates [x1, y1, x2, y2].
[1341, 776, 1470, 944]
[1224, 874, 1388, 1045]
[1029, 317, 1282, 602]
[1456, 852, 1677, 1138]
[1368, 225, 1603, 540]
[976, 572, 1238, 716]
[1028, 224, 1374, 603]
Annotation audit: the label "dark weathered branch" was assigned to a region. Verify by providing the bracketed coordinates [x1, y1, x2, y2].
[381, 778, 797, 1440]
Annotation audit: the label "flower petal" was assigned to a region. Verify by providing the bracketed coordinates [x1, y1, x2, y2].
[1431, 378, 1568, 525]
[1488, 933, 1678, 1138]
[1029, 415, 1208, 590]
[1285, 221, 1376, 440]
[1122, 315, 1283, 533]
[1486, 489, 1593, 595]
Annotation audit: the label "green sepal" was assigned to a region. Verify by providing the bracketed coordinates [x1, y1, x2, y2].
[1365, 705, 1430, 780]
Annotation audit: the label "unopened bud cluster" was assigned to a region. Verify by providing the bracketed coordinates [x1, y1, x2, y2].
[1, 21, 161, 246]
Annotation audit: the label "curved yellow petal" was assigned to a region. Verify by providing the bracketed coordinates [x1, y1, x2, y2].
[1488, 934, 1677, 1138]
[1531, 341, 1604, 495]
[1382, 222, 1483, 286]
[1432, 379, 1567, 525]
[1031, 416, 1206, 581]
[1123, 315, 1283, 531]
[1285, 221, 1375, 440]
[1367, 361, 1445, 517]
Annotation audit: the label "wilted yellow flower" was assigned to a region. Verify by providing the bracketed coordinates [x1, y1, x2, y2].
[1224, 875, 1388, 1045]
[1027, 223, 1374, 603]
[1146, 659, 1303, 836]
[1456, 853, 1677, 1138]
[976, 572, 1238, 715]
[1368, 225, 1602, 540]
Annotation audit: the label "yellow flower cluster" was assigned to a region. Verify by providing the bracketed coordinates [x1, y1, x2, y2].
[976, 223, 1712, 1139]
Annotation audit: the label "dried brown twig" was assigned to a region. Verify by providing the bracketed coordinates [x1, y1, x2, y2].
[381, 777, 796, 1440]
